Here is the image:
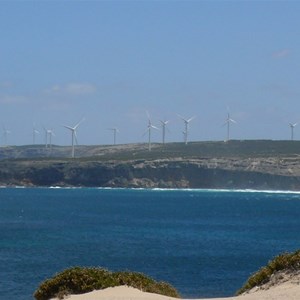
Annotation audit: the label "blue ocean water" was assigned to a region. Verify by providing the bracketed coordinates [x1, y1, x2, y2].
[1, 188, 300, 299]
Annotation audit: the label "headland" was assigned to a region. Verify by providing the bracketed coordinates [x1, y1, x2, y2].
[1, 140, 300, 190]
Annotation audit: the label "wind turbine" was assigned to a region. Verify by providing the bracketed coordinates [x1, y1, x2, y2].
[43, 127, 55, 148]
[143, 111, 159, 151]
[63, 118, 85, 158]
[43, 127, 48, 148]
[159, 119, 170, 145]
[289, 122, 298, 141]
[107, 127, 119, 145]
[48, 129, 55, 148]
[2, 125, 11, 146]
[32, 124, 39, 145]
[177, 115, 195, 145]
[224, 113, 236, 142]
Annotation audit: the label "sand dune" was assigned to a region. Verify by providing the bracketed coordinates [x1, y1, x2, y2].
[53, 282, 300, 300]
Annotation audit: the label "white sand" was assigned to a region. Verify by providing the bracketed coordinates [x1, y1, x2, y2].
[53, 282, 300, 300]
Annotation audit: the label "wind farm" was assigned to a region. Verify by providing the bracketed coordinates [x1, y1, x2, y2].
[2, 107, 300, 152]
[1, 105, 300, 189]
[0, 107, 300, 189]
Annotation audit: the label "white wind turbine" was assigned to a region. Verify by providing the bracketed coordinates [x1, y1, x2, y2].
[289, 122, 298, 141]
[159, 119, 170, 145]
[177, 115, 195, 145]
[224, 113, 236, 142]
[2, 125, 11, 146]
[143, 111, 159, 151]
[43, 127, 55, 148]
[107, 127, 119, 145]
[32, 124, 39, 145]
[48, 129, 55, 148]
[43, 127, 48, 148]
[63, 118, 85, 158]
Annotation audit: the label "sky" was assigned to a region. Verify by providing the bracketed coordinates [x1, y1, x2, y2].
[1, 0, 300, 146]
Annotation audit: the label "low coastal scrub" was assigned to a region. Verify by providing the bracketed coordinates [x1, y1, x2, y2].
[34, 266, 180, 300]
[237, 249, 300, 295]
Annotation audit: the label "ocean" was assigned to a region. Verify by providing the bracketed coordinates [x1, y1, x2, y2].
[1, 188, 300, 299]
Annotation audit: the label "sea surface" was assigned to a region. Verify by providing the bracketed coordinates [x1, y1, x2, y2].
[1, 188, 300, 299]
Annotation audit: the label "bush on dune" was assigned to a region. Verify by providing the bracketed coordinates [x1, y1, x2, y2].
[34, 267, 180, 300]
[237, 249, 300, 295]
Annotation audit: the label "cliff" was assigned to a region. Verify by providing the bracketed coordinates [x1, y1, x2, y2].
[1, 140, 300, 190]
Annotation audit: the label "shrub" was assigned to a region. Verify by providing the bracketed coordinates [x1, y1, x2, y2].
[237, 249, 300, 295]
[34, 267, 180, 300]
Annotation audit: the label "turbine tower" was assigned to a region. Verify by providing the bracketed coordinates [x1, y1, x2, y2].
[2, 125, 11, 146]
[182, 131, 186, 143]
[224, 113, 236, 142]
[63, 118, 84, 158]
[43, 127, 49, 148]
[178, 115, 195, 145]
[43, 127, 55, 148]
[159, 119, 169, 145]
[32, 124, 39, 145]
[107, 127, 119, 145]
[289, 122, 298, 141]
[143, 111, 159, 151]
[48, 129, 55, 148]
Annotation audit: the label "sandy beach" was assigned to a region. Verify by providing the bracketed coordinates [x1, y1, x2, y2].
[52, 279, 300, 300]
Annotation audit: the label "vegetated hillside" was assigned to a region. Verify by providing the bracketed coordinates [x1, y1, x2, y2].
[1, 140, 300, 189]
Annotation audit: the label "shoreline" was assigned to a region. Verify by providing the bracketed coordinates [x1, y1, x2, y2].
[1, 185, 300, 194]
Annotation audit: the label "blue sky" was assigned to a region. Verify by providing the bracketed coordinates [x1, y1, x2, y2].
[1, 1, 300, 146]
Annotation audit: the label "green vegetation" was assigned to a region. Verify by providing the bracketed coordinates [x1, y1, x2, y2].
[33, 267, 180, 300]
[2, 140, 300, 188]
[237, 249, 300, 295]
[3, 140, 300, 162]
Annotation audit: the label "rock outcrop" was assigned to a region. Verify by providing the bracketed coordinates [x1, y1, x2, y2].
[1, 157, 300, 190]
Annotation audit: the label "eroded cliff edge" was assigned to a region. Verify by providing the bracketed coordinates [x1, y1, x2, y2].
[1, 140, 300, 190]
[1, 156, 300, 190]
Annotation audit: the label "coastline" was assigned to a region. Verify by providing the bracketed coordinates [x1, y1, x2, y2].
[2, 185, 300, 194]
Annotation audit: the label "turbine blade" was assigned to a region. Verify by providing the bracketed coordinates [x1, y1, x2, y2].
[177, 114, 187, 122]
[74, 118, 85, 130]
[160, 119, 170, 125]
[151, 125, 160, 130]
[63, 125, 74, 131]
[187, 116, 196, 122]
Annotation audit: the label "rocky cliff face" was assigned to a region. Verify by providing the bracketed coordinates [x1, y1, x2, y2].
[1, 157, 300, 190]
